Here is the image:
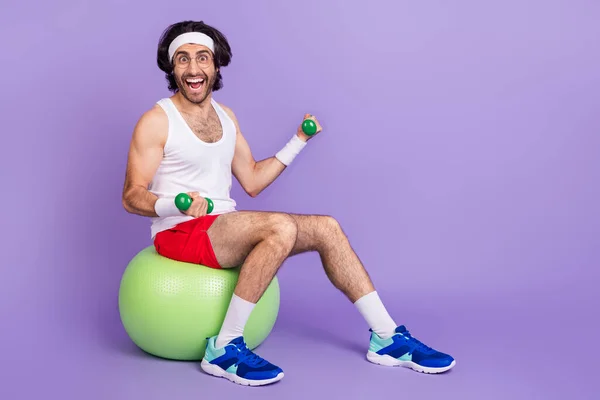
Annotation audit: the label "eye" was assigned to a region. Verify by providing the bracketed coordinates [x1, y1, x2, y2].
[200, 55, 209, 62]
[179, 55, 189, 63]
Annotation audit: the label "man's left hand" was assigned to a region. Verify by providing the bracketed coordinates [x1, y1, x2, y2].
[296, 114, 323, 142]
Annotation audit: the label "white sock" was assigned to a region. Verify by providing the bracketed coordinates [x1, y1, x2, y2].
[354, 291, 397, 339]
[215, 294, 256, 348]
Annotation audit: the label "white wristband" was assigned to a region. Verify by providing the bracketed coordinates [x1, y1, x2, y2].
[154, 197, 182, 217]
[275, 134, 307, 166]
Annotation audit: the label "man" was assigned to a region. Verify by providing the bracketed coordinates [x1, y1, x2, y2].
[122, 20, 455, 386]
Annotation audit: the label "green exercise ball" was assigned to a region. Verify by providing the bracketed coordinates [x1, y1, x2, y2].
[118, 246, 280, 360]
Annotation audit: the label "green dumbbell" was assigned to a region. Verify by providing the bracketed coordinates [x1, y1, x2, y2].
[302, 118, 318, 136]
[175, 193, 214, 214]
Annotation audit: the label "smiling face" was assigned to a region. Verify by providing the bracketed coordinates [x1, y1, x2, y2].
[172, 44, 218, 104]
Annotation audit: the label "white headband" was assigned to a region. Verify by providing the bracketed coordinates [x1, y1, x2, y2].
[168, 32, 215, 61]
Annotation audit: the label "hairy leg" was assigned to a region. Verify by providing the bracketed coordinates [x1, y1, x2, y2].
[288, 214, 375, 302]
[207, 211, 374, 303]
[206, 211, 298, 302]
[207, 211, 396, 342]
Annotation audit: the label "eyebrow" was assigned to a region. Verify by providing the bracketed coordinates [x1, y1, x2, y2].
[174, 49, 211, 57]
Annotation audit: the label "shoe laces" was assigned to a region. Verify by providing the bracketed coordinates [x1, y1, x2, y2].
[232, 338, 267, 367]
[401, 330, 434, 352]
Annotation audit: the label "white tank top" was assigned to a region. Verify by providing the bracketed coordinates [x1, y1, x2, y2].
[148, 97, 237, 239]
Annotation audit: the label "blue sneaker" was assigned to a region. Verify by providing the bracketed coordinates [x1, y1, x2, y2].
[200, 336, 284, 386]
[367, 325, 456, 373]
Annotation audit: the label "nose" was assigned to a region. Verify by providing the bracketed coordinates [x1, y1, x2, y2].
[187, 60, 200, 75]
[189, 57, 207, 75]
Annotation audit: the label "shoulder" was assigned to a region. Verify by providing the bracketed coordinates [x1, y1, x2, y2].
[217, 102, 243, 134]
[139, 103, 168, 126]
[217, 102, 238, 123]
[132, 103, 169, 146]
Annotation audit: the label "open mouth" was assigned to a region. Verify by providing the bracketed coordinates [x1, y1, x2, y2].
[185, 77, 205, 92]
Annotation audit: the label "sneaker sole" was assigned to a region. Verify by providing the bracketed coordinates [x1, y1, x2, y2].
[366, 351, 456, 374]
[200, 359, 284, 386]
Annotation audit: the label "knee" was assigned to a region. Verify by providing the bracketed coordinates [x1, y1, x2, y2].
[267, 213, 298, 248]
[313, 216, 344, 250]
[321, 215, 342, 234]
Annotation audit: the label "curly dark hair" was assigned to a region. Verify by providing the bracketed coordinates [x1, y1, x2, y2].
[157, 21, 232, 92]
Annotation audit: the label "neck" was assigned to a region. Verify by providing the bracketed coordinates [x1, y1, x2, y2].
[172, 91, 213, 116]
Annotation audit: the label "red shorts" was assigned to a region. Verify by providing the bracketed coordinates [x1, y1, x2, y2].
[154, 215, 222, 269]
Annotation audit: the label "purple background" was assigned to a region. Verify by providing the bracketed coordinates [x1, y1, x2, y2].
[2, 0, 599, 398]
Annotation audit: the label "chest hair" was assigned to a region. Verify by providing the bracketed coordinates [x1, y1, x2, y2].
[180, 110, 223, 143]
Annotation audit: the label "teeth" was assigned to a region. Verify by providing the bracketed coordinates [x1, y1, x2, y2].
[186, 78, 204, 83]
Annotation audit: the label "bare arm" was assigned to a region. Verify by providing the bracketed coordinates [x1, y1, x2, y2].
[121, 105, 168, 216]
[233, 131, 290, 198]
[222, 104, 307, 197]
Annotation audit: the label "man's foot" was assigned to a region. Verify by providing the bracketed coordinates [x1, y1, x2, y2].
[200, 336, 284, 386]
[367, 325, 456, 374]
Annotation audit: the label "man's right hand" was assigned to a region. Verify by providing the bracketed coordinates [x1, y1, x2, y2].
[183, 192, 210, 218]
